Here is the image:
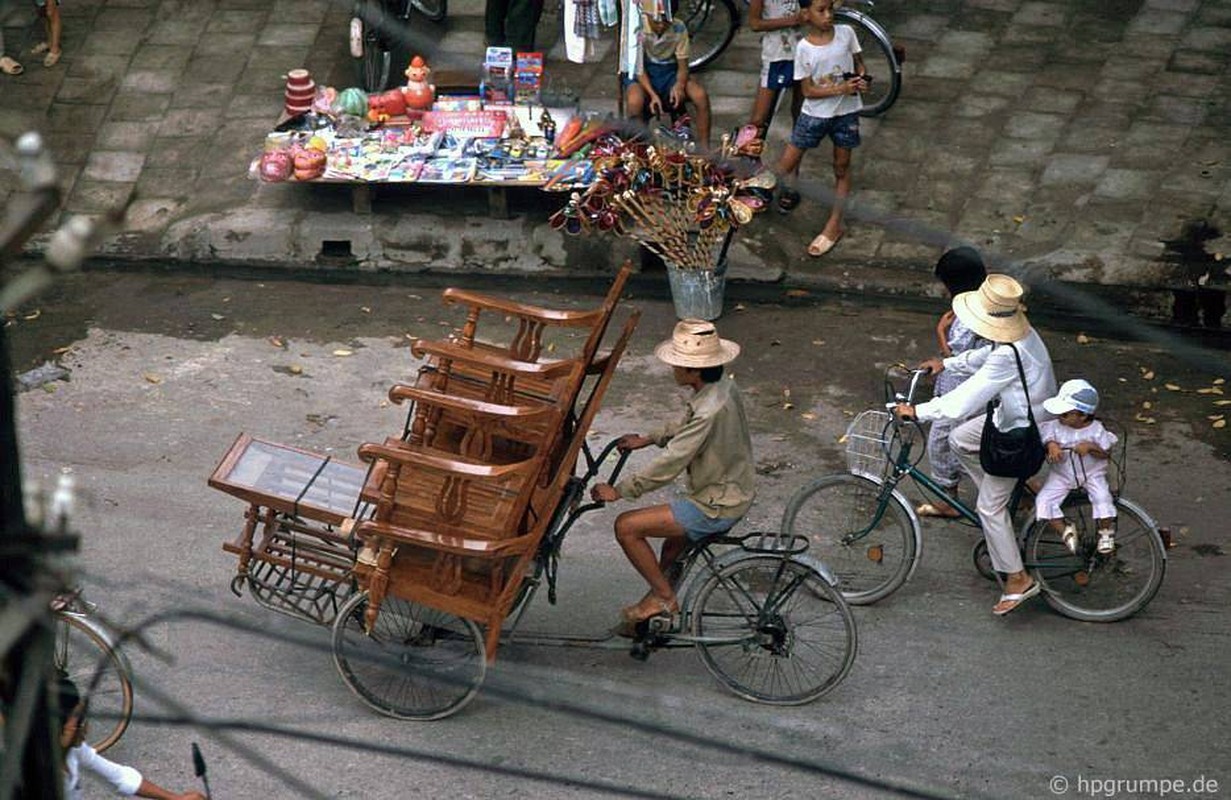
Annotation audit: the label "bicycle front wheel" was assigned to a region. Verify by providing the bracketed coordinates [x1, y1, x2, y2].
[781, 473, 918, 605]
[692, 556, 857, 704]
[53, 614, 133, 753]
[1024, 496, 1165, 622]
[682, 0, 739, 71]
[332, 591, 486, 721]
[837, 10, 901, 117]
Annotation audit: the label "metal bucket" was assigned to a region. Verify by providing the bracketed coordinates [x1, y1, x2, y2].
[665, 259, 727, 320]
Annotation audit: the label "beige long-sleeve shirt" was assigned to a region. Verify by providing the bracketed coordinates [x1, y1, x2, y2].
[614, 378, 756, 519]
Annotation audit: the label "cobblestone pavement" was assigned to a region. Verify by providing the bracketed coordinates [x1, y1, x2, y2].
[1, 0, 1229, 323]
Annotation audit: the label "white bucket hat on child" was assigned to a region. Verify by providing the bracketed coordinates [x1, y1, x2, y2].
[1043, 379, 1100, 415]
[654, 319, 741, 368]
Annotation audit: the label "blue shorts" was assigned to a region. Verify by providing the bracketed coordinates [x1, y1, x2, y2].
[790, 111, 861, 150]
[670, 498, 740, 542]
[623, 61, 680, 107]
[760, 60, 794, 90]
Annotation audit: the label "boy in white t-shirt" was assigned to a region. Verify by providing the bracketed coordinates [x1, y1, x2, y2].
[746, 0, 804, 136]
[772, 0, 866, 258]
[1035, 379, 1120, 555]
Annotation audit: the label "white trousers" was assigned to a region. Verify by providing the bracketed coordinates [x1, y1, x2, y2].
[1035, 472, 1117, 520]
[950, 416, 1024, 574]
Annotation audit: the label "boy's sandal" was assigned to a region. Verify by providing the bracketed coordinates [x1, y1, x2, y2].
[43, 50, 62, 67]
[0, 57, 23, 75]
[30, 42, 50, 55]
[807, 232, 842, 258]
[776, 188, 801, 213]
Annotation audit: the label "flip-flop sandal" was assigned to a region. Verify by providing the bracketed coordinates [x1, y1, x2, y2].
[807, 232, 842, 257]
[43, 50, 62, 67]
[916, 502, 961, 519]
[992, 581, 1040, 616]
[0, 57, 23, 75]
[776, 188, 801, 214]
[30, 42, 50, 55]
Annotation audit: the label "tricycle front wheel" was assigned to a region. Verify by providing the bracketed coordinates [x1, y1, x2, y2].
[332, 591, 486, 720]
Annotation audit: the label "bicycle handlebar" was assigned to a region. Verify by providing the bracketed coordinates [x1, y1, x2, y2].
[884, 365, 933, 411]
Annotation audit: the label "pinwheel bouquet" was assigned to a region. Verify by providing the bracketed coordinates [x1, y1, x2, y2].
[548, 131, 775, 319]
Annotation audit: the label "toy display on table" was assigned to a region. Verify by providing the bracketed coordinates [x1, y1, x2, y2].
[547, 135, 776, 270]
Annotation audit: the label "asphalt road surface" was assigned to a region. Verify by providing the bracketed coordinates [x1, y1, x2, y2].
[7, 268, 1229, 799]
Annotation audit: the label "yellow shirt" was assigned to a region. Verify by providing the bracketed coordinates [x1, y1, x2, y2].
[615, 378, 756, 519]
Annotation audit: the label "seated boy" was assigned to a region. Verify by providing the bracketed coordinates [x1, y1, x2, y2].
[623, 5, 712, 149]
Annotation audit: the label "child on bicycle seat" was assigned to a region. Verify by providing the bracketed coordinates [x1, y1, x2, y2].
[590, 320, 755, 627]
[1036, 379, 1118, 555]
[623, 0, 713, 149]
[57, 675, 205, 800]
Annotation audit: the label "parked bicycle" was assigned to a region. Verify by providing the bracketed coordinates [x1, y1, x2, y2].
[351, 0, 447, 93]
[679, 0, 902, 116]
[780, 365, 1167, 622]
[51, 590, 134, 753]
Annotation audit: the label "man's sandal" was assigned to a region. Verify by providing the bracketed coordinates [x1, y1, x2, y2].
[0, 57, 23, 75]
[992, 581, 1040, 616]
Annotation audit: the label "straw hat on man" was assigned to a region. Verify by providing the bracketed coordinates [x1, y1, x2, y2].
[591, 319, 756, 626]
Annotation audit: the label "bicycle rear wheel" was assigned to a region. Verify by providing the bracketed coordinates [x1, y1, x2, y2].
[53, 614, 133, 753]
[692, 555, 857, 704]
[411, 0, 447, 23]
[332, 591, 486, 720]
[682, 0, 739, 71]
[1024, 496, 1165, 622]
[780, 473, 918, 605]
[837, 9, 901, 117]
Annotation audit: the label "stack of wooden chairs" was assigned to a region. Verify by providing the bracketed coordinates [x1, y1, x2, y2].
[211, 263, 639, 660]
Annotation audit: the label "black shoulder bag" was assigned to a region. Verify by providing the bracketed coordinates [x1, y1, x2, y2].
[979, 343, 1046, 479]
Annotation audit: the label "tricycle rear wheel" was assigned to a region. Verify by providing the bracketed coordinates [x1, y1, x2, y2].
[332, 591, 486, 720]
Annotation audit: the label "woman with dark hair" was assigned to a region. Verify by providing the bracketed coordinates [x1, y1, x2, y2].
[914, 246, 988, 518]
[56, 676, 204, 800]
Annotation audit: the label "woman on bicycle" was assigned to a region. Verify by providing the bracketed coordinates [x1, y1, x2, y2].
[896, 274, 1057, 617]
[590, 319, 755, 625]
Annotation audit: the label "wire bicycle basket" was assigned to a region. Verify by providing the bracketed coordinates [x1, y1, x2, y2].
[844, 409, 892, 480]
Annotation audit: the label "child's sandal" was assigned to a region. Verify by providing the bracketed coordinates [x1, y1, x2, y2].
[43, 50, 61, 67]
[776, 187, 801, 214]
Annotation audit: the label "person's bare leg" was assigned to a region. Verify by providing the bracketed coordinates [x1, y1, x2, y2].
[614, 505, 688, 608]
[686, 80, 711, 150]
[819, 145, 851, 241]
[749, 86, 778, 131]
[46, 0, 62, 59]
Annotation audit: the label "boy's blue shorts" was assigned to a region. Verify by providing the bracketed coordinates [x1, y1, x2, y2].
[670, 498, 741, 542]
[760, 60, 795, 90]
[790, 111, 861, 150]
[623, 61, 681, 106]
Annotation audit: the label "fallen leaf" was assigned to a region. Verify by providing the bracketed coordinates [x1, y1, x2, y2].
[733, 303, 746, 311]
[288, 364, 303, 375]
[52, 346, 72, 354]
[407, 294, 422, 300]
[1197, 387, 1221, 394]
[801, 412, 817, 420]
[783, 402, 795, 410]
[210, 313, 225, 321]
[268, 336, 286, 349]
[771, 434, 787, 442]
[546, 342, 556, 352]
[1141, 370, 1155, 380]
[360, 306, 372, 314]
[1075, 333, 1090, 344]
[23, 309, 41, 320]
[1215, 400, 1231, 406]
[1215, 419, 1227, 429]
[770, 339, 782, 346]
[1135, 414, 1156, 424]
[812, 339, 825, 346]
[143, 373, 162, 384]
[1164, 383, 1181, 391]
[1142, 401, 1153, 410]
[785, 289, 810, 298]
[837, 434, 849, 445]
[42, 383, 56, 393]
[333, 349, 353, 357]
[1012, 214, 1026, 224]
[221, 296, 230, 303]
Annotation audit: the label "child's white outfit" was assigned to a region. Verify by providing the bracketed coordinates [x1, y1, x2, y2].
[794, 26, 863, 119]
[757, 0, 802, 88]
[64, 742, 143, 799]
[1034, 418, 1118, 520]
